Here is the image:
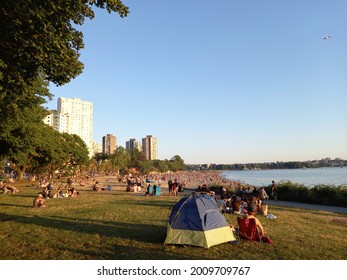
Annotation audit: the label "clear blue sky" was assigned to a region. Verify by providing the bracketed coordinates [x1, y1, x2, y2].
[46, 0, 347, 164]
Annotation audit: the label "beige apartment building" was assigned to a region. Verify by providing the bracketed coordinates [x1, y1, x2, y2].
[142, 135, 158, 160]
[102, 134, 117, 154]
[126, 138, 142, 152]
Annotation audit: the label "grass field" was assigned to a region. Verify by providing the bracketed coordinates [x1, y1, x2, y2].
[1, 179, 347, 260]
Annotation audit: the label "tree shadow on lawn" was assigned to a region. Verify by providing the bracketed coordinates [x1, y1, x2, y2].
[0, 203, 33, 208]
[0, 213, 166, 244]
[113, 200, 175, 209]
[5, 193, 36, 198]
[55, 242, 197, 260]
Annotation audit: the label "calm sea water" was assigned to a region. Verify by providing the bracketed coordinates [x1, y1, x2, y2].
[222, 167, 347, 187]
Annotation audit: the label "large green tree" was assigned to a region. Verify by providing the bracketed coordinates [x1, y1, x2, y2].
[111, 146, 130, 173]
[63, 133, 90, 176]
[128, 148, 144, 170]
[168, 155, 185, 172]
[0, 75, 51, 180]
[25, 126, 64, 178]
[0, 1, 129, 177]
[0, 0, 129, 93]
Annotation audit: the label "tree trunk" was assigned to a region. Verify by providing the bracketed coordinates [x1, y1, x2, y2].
[16, 167, 25, 181]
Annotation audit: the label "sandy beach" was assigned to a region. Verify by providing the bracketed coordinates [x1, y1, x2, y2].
[79, 170, 235, 194]
[71, 171, 347, 215]
[83, 172, 347, 214]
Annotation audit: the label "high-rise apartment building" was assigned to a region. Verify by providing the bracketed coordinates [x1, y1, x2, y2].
[43, 110, 68, 133]
[126, 138, 142, 152]
[102, 134, 117, 154]
[57, 97, 93, 155]
[92, 141, 102, 155]
[142, 135, 158, 160]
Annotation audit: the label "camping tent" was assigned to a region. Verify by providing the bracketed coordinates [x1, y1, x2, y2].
[164, 192, 236, 248]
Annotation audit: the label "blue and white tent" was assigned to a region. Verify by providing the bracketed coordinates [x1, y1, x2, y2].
[164, 192, 236, 248]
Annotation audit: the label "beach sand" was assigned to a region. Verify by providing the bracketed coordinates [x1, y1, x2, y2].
[77, 170, 240, 195]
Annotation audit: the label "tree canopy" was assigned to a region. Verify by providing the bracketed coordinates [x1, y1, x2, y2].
[0, 1, 129, 178]
[0, 0, 129, 94]
[0, 1, 187, 179]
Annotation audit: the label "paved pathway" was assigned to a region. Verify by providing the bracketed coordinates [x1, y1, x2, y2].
[268, 200, 347, 214]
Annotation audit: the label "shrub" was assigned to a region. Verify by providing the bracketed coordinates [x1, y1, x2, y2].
[275, 181, 347, 207]
[310, 185, 347, 207]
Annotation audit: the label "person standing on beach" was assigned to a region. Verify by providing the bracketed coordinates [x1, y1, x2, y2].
[271, 180, 278, 200]
[172, 179, 178, 196]
[168, 178, 173, 196]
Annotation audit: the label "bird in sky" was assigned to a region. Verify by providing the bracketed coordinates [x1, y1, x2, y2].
[323, 35, 332, 40]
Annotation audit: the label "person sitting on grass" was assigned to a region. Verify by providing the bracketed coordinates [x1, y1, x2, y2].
[231, 195, 241, 214]
[93, 181, 102, 191]
[243, 204, 264, 236]
[68, 187, 78, 197]
[243, 203, 273, 243]
[241, 196, 258, 215]
[33, 193, 46, 208]
[53, 187, 65, 198]
[1, 181, 19, 194]
[41, 186, 49, 198]
[216, 195, 228, 213]
[1, 184, 11, 194]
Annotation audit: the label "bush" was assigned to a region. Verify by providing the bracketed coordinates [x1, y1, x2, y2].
[209, 181, 347, 207]
[310, 185, 347, 206]
[275, 181, 347, 207]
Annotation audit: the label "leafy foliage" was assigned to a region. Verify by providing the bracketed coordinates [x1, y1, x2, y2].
[111, 146, 130, 173]
[265, 181, 347, 207]
[0, 0, 129, 91]
[0, 0, 128, 178]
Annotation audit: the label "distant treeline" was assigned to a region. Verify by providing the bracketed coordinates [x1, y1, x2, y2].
[186, 159, 346, 171]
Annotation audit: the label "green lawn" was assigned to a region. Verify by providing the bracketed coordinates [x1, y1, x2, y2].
[1, 181, 347, 260]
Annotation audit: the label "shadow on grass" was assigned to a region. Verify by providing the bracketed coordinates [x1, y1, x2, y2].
[4, 193, 36, 198]
[55, 243, 195, 260]
[0, 213, 167, 244]
[0, 203, 33, 208]
[112, 200, 176, 208]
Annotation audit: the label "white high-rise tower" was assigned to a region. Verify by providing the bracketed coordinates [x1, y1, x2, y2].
[57, 97, 93, 155]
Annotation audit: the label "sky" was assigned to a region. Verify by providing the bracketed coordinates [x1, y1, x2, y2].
[46, 0, 347, 164]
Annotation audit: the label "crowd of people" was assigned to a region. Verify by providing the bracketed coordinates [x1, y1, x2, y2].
[213, 183, 275, 243]
[5, 171, 277, 242]
[32, 178, 81, 207]
[208, 185, 270, 216]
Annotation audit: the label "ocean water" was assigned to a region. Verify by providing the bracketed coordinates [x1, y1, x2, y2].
[222, 167, 347, 187]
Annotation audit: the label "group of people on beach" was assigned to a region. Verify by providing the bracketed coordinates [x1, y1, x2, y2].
[167, 178, 185, 196]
